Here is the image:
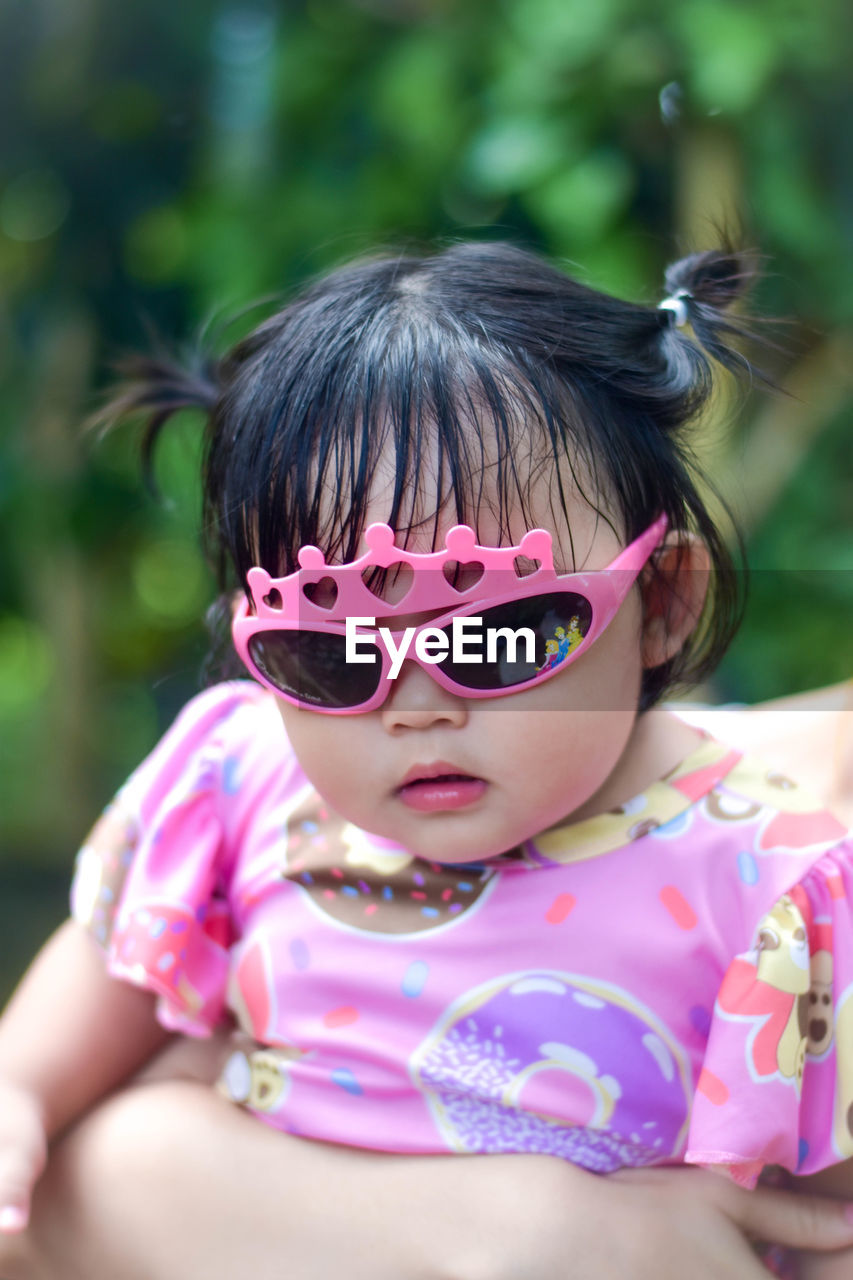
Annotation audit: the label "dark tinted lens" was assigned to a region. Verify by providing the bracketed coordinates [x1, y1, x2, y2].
[247, 630, 382, 709]
[442, 593, 593, 690]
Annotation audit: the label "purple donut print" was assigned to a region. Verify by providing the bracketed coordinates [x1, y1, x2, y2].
[410, 971, 691, 1172]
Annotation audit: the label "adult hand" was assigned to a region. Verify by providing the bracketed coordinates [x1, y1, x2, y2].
[607, 1166, 853, 1280]
[447, 1159, 853, 1280]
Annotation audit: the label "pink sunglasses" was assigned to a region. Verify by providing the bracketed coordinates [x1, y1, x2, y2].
[232, 514, 668, 714]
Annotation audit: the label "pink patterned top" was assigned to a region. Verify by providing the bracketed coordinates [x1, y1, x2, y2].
[71, 681, 853, 1186]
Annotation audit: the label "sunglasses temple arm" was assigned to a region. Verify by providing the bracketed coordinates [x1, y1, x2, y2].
[606, 513, 669, 574]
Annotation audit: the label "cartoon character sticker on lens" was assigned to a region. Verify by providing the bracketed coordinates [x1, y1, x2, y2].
[535, 610, 588, 674]
[410, 970, 691, 1171]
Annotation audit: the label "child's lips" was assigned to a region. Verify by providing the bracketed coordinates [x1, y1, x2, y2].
[397, 762, 487, 812]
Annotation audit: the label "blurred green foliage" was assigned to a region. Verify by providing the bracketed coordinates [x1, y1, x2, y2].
[0, 0, 850, 886]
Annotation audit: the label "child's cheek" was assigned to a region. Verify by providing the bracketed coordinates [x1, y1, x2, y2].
[275, 700, 349, 777]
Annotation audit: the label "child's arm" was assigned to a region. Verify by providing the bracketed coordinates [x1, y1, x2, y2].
[0, 918, 169, 1231]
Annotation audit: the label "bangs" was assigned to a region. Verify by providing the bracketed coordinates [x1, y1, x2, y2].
[213, 292, 607, 583]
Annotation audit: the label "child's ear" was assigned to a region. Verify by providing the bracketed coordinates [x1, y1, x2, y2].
[640, 535, 711, 670]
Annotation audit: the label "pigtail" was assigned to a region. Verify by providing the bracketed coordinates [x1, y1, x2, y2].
[630, 246, 775, 708]
[89, 339, 249, 686]
[655, 246, 777, 401]
[90, 345, 224, 488]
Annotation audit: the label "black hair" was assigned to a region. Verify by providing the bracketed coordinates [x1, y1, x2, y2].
[101, 240, 767, 709]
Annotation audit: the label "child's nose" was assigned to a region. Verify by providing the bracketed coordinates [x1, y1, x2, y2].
[380, 659, 468, 733]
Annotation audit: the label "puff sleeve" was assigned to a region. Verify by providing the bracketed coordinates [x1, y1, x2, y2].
[685, 842, 853, 1186]
[71, 684, 250, 1037]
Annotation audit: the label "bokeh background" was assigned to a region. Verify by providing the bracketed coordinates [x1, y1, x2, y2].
[1, 0, 851, 997]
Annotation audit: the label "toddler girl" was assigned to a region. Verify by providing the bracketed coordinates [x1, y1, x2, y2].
[1, 242, 852, 1275]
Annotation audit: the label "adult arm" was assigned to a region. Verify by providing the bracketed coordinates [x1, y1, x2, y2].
[2, 1078, 853, 1280]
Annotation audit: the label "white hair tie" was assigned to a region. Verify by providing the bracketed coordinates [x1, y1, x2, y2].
[658, 290, 691, 328]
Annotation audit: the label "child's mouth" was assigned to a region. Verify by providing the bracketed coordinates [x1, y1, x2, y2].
[397, 764, 487, 813]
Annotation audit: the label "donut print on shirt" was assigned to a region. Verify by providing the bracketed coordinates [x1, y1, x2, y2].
[282, 789, 501, 934]
[410, 970, 692, 1172]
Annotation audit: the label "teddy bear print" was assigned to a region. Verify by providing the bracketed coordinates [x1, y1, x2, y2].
[807, 950, 834, 1058]
[716, 894, 811, 1088]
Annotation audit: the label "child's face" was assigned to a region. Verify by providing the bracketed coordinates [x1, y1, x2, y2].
[274, 487, 650, 866]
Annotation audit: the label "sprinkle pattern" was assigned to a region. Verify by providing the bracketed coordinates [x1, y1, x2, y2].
[659, 886, 698, 931]
[402, 960, 429, 998]
[545, 892, 576, 925]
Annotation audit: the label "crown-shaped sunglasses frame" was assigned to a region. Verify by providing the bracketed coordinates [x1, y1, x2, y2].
[232, 514, 668, 712]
